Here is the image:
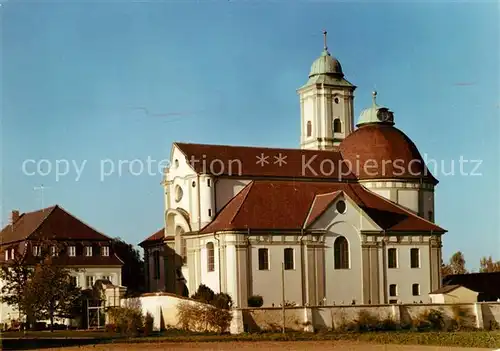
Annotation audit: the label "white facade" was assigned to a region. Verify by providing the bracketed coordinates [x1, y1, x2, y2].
[147, 39, 445, 309]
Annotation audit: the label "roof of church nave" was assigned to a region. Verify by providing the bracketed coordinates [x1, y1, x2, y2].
[199, 180, 445, 234]
[173, 137, 437, 184]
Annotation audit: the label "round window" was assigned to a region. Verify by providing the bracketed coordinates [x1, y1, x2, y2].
[174, 185, 183, 202]
[334, 97, 339, 104]
[336, 200, 346, 214]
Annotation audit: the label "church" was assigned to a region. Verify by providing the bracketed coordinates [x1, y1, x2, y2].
[139, 32, 446, 308]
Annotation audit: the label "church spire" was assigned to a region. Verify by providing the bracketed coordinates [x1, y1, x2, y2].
[323, 30, 328, 51]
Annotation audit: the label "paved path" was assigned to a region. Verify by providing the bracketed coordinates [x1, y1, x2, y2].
[54, 341, 497, 351]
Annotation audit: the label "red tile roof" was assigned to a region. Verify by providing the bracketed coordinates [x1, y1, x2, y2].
[339, 124, 438, 184]
[303, 191, 341, 227]
[138, 228, 174, 247]
[200, 180, 445, 234]
[174, 143, 357, 180]
[0, 205, 114, 245]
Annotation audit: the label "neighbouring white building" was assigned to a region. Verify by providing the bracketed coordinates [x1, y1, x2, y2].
[0, 205, 125, 325]
[429, 285, 479, 304]
[140, 32, 447, 308]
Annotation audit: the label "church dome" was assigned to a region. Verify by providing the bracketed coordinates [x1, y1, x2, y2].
[309, 49, 344, 78]
[339, 124, 438, 185]
[358, 91, 395, 127]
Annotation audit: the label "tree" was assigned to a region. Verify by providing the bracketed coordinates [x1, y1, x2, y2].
[112, 238, 145, 295]
[441, 251, 468, 277]
[479, 256, 500, 273]
[0, 253, 36, 327]
[28, 258, 82, 331]
[0, 239, 83, 330]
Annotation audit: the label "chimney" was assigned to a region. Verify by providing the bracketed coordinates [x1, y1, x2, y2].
[11, 210, 20, 224]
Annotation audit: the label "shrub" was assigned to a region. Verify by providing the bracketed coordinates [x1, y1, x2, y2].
[144, 312, 154, 336]
[413, 309, 446, 331]
[177, 301, 232, 333]
[355, 310, 380, 332]
[107, 306, 144, 337]
[191, 284, 215, 304]
[248, 295, 264, 308]
[212, 292, 233, 310]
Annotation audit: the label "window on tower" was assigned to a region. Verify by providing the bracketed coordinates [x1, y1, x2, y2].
[306, 121, 312, 137]
[333, 118, 342, 133]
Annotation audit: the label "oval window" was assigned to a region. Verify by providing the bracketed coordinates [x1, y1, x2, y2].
[175, 185, 183, 202]
[336, 200, 347, 214]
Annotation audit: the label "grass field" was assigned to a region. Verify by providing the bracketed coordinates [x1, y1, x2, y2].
[1, 330, 500, 350]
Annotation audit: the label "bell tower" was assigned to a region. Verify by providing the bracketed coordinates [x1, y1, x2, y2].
[298, 31, 356, 150]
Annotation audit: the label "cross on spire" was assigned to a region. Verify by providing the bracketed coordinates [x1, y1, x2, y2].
[323, 30, 328, 51]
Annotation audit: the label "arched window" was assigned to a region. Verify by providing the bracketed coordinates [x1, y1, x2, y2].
[334, 236, 349, 269]
[306, 121, 312, 137]
[206, 242, 215, 272]
[333, 118, 342, 133]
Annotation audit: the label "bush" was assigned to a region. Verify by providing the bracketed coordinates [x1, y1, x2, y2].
[212, 293, 233, 310]
[177, 301, 232, 334]
[107, 306, 144, 337]
[191, 284, 215, 304]
[248, 295, 264, 308]
[144, 312, 154, 336]
[413, 309, 446, 331]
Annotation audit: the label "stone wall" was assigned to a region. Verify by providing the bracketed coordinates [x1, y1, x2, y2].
[232, 302, 500, 334]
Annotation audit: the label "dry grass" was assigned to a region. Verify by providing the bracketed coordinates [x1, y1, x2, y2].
[46, 341, 492, 351]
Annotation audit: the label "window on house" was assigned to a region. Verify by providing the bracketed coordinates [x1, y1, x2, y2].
[284, 248, 294, 270]
[69, 246, 76, 257]
[181, 239, 187, 264]
[51, 246, 58, 257]
[86, 276, 95, 288]
[207, 242, 215, 272]
[69, 276, 78, 287]
[33, 246, 40, 257]
[412, 283, 420, 296]
[334, 236, 349, 269]
[102, 275, 111, 282]
[85, 246, 92, 257]
[101, 246, 109, 257]
[11, 248, 14, 259]
[333, 118, 342, 133]
[389, 284, 397, 297]
[410, 248, 420, 268]
[428, 211, 434, 222]
[5, 250, 9, 261]
[153, 251, 160, 280]
[306, 121, 312, 137]
[388, 248, 397, 268]
[258, 248, 269, 270]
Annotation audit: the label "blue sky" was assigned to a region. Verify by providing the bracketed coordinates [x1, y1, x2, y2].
[1, 1, 499, 269]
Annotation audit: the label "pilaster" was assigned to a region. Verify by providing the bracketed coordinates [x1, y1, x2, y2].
[235, 237, 249, 307]
[362, 242, 381, 304]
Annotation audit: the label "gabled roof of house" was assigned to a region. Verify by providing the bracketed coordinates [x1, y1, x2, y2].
[138, 227, 174, 247]
[174, 142, 356, 180]
[429, 284, 464, 295]
[199, 180, 446, 234]
[0, 205, 114, 245]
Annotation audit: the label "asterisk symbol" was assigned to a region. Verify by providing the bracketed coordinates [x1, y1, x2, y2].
[256, 153, 269, 167]
[274, 153, 287, 167]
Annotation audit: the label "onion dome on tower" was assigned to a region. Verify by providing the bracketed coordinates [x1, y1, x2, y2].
[339, 92, 438, 185]
[300, 31, 354, 89]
